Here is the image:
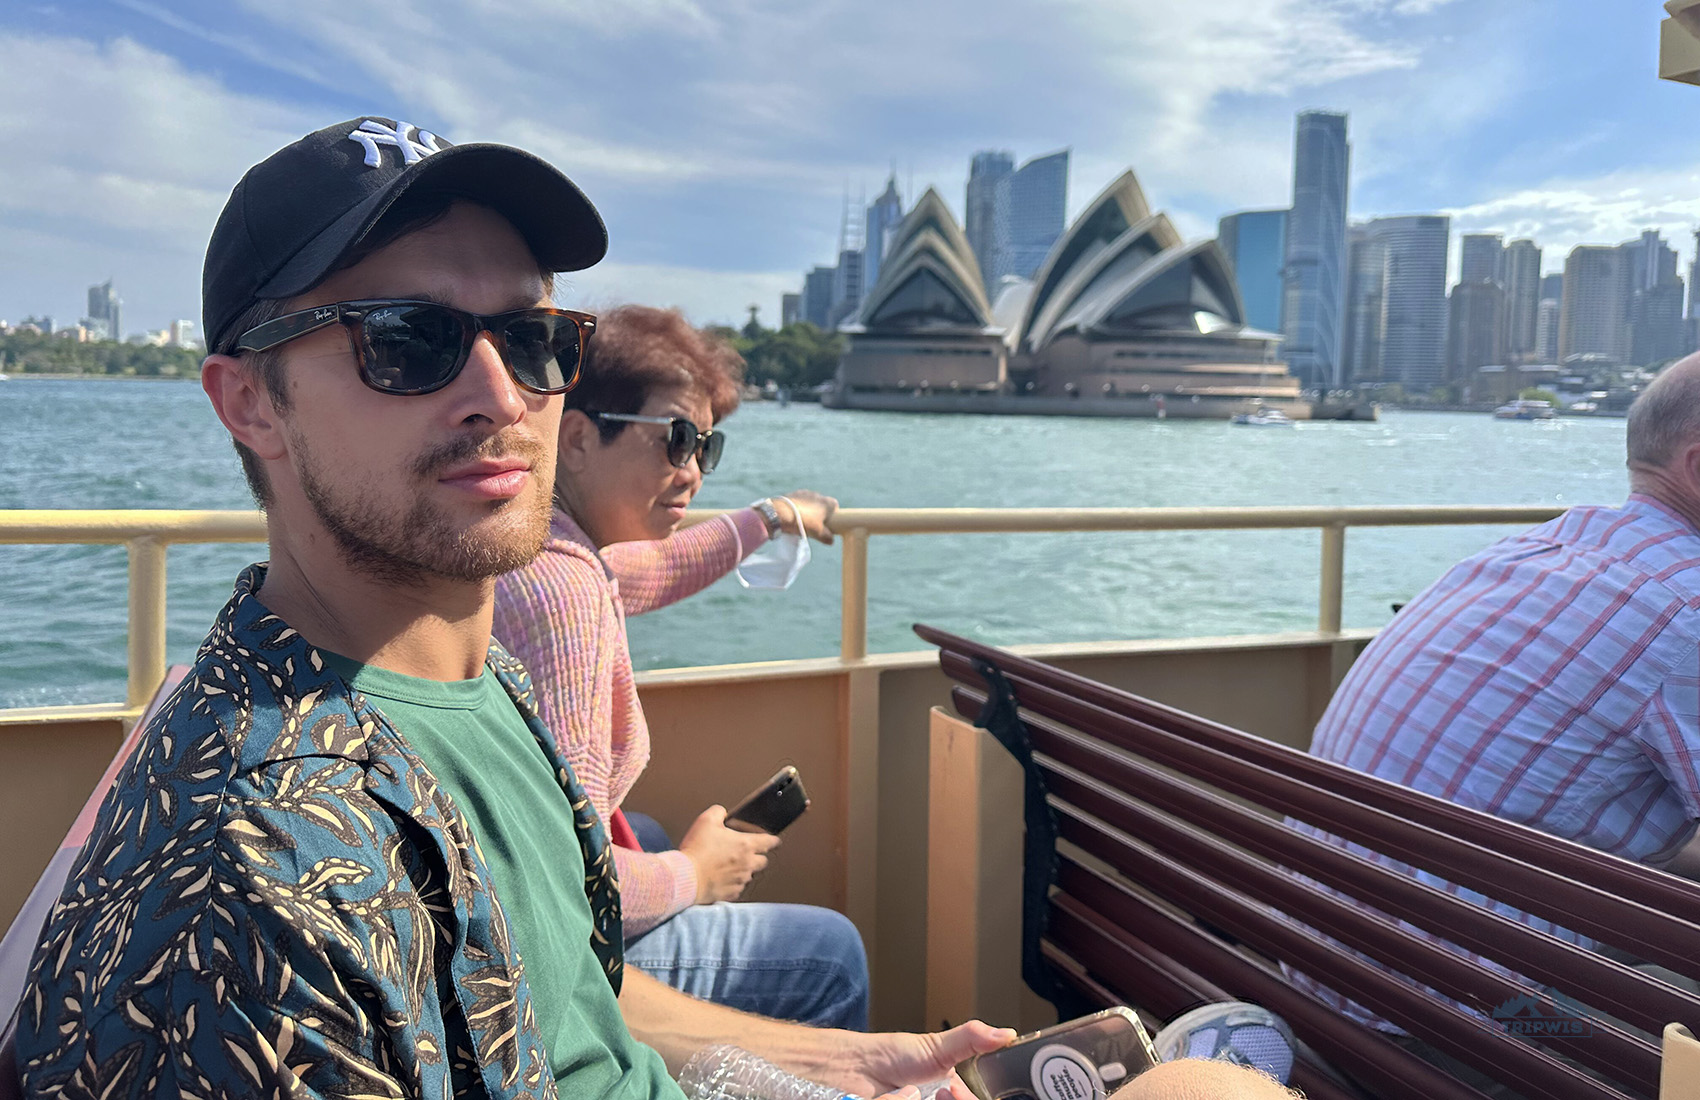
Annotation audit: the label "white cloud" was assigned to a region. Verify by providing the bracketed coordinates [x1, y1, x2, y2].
[6, 0, 1683, 336]
[560, 260, 799, 328]
[111, 0, 346, 92]
[0, 32, 320, 331]
[1446, 168, 1700, 268]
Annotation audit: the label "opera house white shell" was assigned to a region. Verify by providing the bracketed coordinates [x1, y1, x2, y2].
[832, 188, 1009, 394]
[829, 170, 1307, 419]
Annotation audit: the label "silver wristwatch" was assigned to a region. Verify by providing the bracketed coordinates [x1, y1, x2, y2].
[753, 498, 783, 538]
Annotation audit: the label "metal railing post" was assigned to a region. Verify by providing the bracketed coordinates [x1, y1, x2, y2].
[126, 536, 168, 713]
[841, 527, 870, 660]
[1319, 523, 1346, 634]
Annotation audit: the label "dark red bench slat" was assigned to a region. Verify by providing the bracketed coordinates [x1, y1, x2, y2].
[1047, 903, 1222, 1019]
[1041, 923, 1362, 1100]
[1049, 885, 1489, 1100]
[942, 654, 1700, 976]
[923, 627, 1700, 922]
[1057, 857, 1636, 1100]
[1053, 803, 1658, 1095]
[951, 683, 1700, 1037]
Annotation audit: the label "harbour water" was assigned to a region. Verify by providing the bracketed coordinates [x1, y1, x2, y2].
[0, 377, 1631, 709]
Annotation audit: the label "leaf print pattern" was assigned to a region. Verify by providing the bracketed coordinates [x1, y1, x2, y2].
[16, 565, 622, 1100]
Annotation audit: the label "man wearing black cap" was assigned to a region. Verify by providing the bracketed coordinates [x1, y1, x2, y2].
[13, 118, 1009, 1100]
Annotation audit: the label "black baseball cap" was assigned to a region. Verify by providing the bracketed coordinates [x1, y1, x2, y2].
[203, 116, 607, 352]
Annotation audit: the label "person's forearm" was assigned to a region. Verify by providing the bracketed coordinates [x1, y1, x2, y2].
[606, 510, 767, 614]
[621, 967, 858, 1083]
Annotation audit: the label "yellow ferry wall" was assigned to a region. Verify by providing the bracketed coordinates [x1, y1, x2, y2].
[0, 630, 1370, 1031]
[0, 717, 128, 942]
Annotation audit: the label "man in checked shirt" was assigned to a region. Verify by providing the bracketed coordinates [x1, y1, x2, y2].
[1284, 357, 1700, 1093]
[1311, 356, 1700, 881]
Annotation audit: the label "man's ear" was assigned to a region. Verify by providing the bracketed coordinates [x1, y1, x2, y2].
[202, 355, 287, 461]
[556, 408, 599, 473]
[1682, 440, 1700, 498]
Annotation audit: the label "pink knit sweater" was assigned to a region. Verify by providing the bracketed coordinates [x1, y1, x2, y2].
[492, 506, 771, 935]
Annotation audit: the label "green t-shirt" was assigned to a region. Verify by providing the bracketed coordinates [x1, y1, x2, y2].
[324, 653, 679, 1098]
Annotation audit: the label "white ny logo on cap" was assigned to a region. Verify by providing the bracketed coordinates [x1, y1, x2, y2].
[347, 119, 443, 168]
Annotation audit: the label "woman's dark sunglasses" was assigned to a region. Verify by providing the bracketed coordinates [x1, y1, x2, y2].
[234, 299, 596, 396]
[590, 412, 725, 474]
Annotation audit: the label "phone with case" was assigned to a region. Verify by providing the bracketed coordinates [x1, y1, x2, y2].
[725, 766, 809, 834]
[958, 1008, 1159, 1100]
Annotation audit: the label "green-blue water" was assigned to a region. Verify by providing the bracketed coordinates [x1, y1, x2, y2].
[0, 378, 1630, 709]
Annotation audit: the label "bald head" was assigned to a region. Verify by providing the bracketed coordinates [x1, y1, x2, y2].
[1111, 1059, 1301, 1100]
[1627, 353, 1700, 471]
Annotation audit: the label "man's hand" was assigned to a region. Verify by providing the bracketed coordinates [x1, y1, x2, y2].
[772, 490, 838, 545]
[679, 805, 782, 904]
[824, 1021, 1017, 1100]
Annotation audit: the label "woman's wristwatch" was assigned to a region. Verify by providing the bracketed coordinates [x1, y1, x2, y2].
[752, 498, 784, 538]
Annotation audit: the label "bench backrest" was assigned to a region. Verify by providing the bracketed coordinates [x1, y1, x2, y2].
[0, 667, 190, 1097]
[921, 625, 1700, 1100]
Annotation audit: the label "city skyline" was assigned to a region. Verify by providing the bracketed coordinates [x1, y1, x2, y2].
[0, 1, 1692, 335]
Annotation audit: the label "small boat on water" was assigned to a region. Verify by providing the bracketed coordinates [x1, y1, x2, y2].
[1231, 408, 1295, 427]
[1493, 398, 1558, 420]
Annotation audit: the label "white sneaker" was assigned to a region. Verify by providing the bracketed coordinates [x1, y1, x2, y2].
[1152, 1001, 1297, 1084]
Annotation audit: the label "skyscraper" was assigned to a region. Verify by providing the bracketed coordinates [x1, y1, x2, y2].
[1687, 229, 1700, 355]
[85, 280, 120, 343]
[990, 150, 1069, 284]
[801, 265, 836, 329]
[1446, 280, 1507, 383]
[1217, 209, 1288, 334]
[1459, 234, 1504, 285]
[1501, 240, 1542, 362]
[864, 174, 905, 291]
[1690, 230, 1700, 320]
[1559, 246, 1629, 365]
[1536, 297, 1561, 363]
[827, 192, 866, 329]
[1629, 279, 1687, 366]
[1541, 273, 1564, 303]
[1341, 224, 1385, 384]
[1620, 230, 1683, 366]
[781, 293, 801, 328]
[1280, 111, 1350, 390]
[1623, 229, 1679, 294]
[966, 151, 1013, 291]
[1359, 215, 1450, 391]
[829, 249, 864, 329]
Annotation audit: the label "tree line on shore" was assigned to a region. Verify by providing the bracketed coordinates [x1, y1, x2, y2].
[709, 315, 844, 392]
[0, 331, 203, 377]
[1, 315, 844, 390]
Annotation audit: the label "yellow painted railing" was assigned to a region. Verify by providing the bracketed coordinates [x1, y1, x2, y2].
[0, 504, 1566, 722]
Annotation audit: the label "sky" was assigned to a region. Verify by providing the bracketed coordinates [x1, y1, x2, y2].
[0, 0, 1694, 337]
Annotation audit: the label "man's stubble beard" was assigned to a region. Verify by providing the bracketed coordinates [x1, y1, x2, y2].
[295, 427, 554, 587]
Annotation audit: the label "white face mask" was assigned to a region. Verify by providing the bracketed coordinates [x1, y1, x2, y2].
[736, 496, 811, 590]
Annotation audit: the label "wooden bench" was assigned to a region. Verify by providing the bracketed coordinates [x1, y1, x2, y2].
[0, 667, 190, 1099]
[918, 625, 1700, 1100]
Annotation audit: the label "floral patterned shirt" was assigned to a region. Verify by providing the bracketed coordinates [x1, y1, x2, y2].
[15, 565, 625, 1099]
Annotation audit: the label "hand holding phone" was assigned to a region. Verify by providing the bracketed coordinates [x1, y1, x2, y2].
[679, 805, 778, 903]
[958, 1008, 1158, 1100]
[726, 766, 810, 834]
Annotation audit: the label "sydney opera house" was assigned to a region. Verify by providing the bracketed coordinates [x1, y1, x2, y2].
[827, 171, 1309, 419]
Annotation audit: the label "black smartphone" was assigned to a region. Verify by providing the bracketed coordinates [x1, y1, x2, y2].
[726, 766, 809, 834]
[958, 1007, 1158, 1100]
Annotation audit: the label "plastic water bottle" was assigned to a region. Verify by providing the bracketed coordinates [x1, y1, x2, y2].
[678, 1045, 855, 1100]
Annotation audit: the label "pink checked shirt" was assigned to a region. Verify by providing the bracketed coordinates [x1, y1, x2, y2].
[492, 506, 771, 935]
[1293, 494, 1700, 1026]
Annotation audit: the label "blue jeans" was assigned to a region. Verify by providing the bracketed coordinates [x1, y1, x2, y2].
[624, 901, 870, 1030]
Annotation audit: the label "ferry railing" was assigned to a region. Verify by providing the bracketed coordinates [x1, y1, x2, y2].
[0, 504, 1567, 725]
